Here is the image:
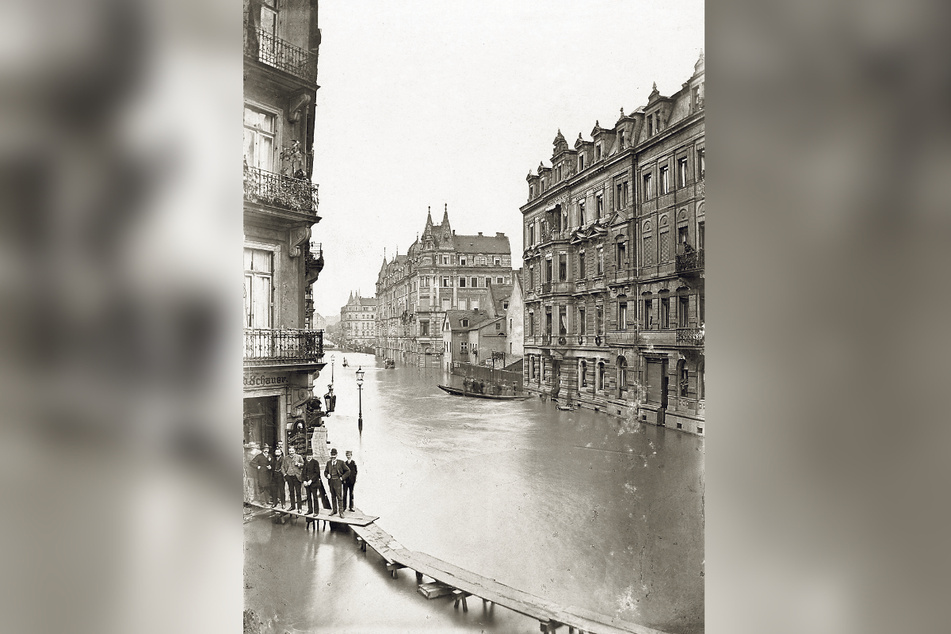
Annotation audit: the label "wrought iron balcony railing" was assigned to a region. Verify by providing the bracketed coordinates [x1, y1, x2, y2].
[244, 165, 319, 213]
[244, 25, 318, 83]
[244, 329, 324, 365]
[676, 248, 704, 273]
[676, 327, 705, 346]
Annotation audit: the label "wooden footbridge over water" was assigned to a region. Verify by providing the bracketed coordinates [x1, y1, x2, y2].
[246, 502, 667, 634]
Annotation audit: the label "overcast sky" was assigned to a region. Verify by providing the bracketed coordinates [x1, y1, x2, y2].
[311, 0, 704, 317]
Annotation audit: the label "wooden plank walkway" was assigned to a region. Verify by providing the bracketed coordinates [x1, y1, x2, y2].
[246, 502, 377, 526]
[246, 502, 670, 634]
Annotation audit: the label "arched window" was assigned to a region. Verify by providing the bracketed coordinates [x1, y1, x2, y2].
[617, 356, 628, 397]
[597, 361, 606, 392]
[579, 359, 588, 388]
[698, 356, 705, 400]
[678, 359, 688, 397]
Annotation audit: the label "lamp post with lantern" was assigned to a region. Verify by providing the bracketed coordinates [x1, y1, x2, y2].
[356, 366, 365, 427]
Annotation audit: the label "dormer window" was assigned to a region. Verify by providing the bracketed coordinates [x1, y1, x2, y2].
[596, 144, 602, 161]
[618, 130, 625, 148]
[461, 319, 469, 328]
[578, 154, 585, 171]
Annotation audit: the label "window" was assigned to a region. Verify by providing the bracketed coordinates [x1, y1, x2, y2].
[243, 107, 276, 171]
[420, 321, 430, 336]
[244, 247, 273, 328]
[578, 307, 586, 334]
[578, 200, 585, 225]
[461, 319, 469, 328]
[529, 224, 535, 245]
[558, 306, 568, 335]
[618, 130, 625, 147]
[558, 254, 567, 281]
[494, 257, 501, 266]
[616, 183, 624, 209]
[597, 362, 606, 392]
[578, 251, 586, 279]
[677, 157, 688, 188]
[460, 341, 468, 353]
[596, 194, 604, 218]
[679, 295, 690, 327]
[643, 296, 653, 328]
[678, 226, 689, 249]
[442, 276, 450, 287]
[596, 305, 604, 334]
[698, 221, 705, 251]
[660, 166, 670, 195]
[699, 293, 705, 323]
[459, 277, 466, 288]
[660, 296, 670, 329]
[597, 247, 604, 275]
[618, 302, 628, 330]
[660, 231, 670, 262]
[528, 312, 535, 336]
[471, 277, 478, 287]
[643, 235, 653, 266]
[697, 148, 705, 179]
[596, 143, 602, 161]
[545, 258, 553, 283]
[529, 265, 535, 288]
[496, 322, 501, 331]
[617, 356, 628, 396]
[679, 360, 689, 397]
[616, 241, 627, 268]
[477, 256, 487, 265]
[580, 360, 588, 387]
[497, 277, 504, 284]
[579, 154, 585, 171]
[643, 173, 652, 200]
[460, 257, 467, 266]
[443, 256, 450, 265]
[545, 308, 553, 336]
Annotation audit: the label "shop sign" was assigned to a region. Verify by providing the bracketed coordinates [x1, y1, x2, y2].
[244, 373, 288, 388]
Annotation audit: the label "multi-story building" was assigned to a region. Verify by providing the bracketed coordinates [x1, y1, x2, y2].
[521, 53, 704, 434]
[243, 0, 326, 450]
[376, 206, 515, 366]
[339, 292, 377, 351]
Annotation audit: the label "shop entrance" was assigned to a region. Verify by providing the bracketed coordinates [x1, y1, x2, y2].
[244, 396, 279, 449]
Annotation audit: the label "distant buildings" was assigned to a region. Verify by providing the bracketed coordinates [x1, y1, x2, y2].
[339, 292, 378, 351]
[242, 0, 326, 450]
[375, 206, 516, 366]
[521, 54, 704, 434]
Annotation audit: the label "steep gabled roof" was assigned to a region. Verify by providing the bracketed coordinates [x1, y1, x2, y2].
[443, 309, 494, 332]
[453, 233, 510, 254]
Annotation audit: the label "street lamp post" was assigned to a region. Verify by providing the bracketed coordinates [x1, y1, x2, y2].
[355, 366, 365, 427]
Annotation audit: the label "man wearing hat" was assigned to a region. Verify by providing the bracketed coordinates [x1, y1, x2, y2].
[281, 445, 304, 513]
[301, 449, 326, 528]
[324, 448, 351, 517]
[250, 444, 273, 506]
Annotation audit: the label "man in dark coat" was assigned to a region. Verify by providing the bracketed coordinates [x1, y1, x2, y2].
[301, 450, 326, 528]
[343, 450, 358, 512]
[271, 447, 286, 508]
[250, 445, 273, 506]
[324, 448, 351, 517]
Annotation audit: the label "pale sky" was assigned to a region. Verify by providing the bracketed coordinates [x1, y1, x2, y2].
[311, 0, 704, 317]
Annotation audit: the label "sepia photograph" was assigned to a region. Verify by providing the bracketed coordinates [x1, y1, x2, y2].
[241, 2, 704, 632]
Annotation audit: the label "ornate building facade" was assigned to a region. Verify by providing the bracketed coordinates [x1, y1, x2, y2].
[521, 54, 704, 434]
[243, 0, 326, 450]
[339, 292, 377, 351]
[375, 206, 515, 366]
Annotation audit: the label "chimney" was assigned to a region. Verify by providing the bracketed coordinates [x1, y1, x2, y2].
[478, 232, 483, 236]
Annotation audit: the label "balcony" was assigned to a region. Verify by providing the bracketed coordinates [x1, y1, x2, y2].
[244, 165, 319, 214]
[244, 329, 324, 366]
[676, 248, 705, 274]
[605, 330, 639, 346]
[676, 327, 705, 346]
[243, 25, 318, 83]
[305, 241, 324, 283]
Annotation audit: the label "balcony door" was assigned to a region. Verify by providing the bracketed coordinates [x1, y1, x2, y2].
[244, 247, 273, 329]
[244, 106, 276, 172]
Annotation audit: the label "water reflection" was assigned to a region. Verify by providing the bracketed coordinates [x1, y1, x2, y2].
[246, 353, 703, 633]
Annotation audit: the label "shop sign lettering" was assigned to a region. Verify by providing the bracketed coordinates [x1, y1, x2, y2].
[244, 374, 288, 387]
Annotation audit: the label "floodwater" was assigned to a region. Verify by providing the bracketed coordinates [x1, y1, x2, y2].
[244, 353, 704, 633]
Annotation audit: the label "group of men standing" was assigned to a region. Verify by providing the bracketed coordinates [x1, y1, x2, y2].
[246, 443, 357, 520]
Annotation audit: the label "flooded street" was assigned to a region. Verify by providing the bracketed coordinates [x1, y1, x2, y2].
[245, 353, 704, 633]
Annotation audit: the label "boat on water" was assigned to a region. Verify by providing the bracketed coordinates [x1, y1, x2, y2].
[437, 384, 531, 400]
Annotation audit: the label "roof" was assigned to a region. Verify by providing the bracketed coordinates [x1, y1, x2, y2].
[452, 233, 510, 254]
[443, 310, 494, 331]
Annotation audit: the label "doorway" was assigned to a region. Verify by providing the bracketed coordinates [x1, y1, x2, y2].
[659, 359, 669, 426]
